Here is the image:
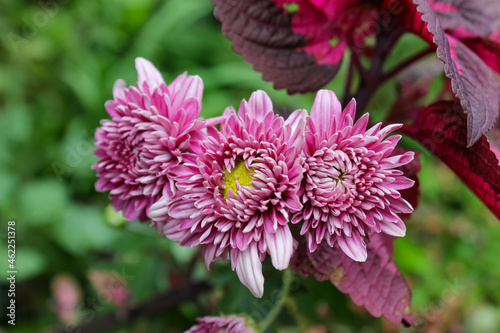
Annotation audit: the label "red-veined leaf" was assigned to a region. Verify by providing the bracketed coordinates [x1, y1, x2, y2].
[402, 101, 500, 218]
[460, 37, 500, 73]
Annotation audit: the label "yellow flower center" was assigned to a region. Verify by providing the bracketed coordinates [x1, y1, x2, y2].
[222, 161, 255, 199]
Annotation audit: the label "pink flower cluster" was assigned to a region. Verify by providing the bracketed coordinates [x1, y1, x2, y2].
[94, 58, 415, 298]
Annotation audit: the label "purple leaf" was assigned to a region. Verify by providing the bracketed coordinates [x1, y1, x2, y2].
[211, 0, 384, 93]
[211, 0, 342, 93]
[292, 234, 415, 325]
[398, 0, 500, 146]
[402, 101, 500, 219]
[442, 34, 500, 146]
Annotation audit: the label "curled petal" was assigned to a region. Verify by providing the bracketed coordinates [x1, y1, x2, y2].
[233, 244, 265, 298]
[266, 225, 294, 270]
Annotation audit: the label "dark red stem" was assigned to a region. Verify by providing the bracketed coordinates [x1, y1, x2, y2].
[353, 26, 404, 119]
[380, 47, 435, 82]
[343, 56, 355, 105]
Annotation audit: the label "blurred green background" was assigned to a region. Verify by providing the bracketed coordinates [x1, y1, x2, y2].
[0, 0, 498, 332]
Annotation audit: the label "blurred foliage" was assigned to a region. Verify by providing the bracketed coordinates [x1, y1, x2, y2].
[0, 0, 498, 332]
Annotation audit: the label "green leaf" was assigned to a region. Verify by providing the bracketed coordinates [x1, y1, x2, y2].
[52, 205, 120, 255]
[20, 179, 69, 226]
[14, 247, 47, 281]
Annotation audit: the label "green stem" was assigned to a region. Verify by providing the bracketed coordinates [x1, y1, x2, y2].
[259, 269, 294, 332]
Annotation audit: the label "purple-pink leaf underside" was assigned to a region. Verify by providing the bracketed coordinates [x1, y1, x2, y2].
[211, 0, 342, 93]
[398, 0, 500, 146]
[487, 123, 500, 168]
[402, 101, 500, 219]
[292, 234, 415, 325]
[427, 0, 493, 37]
[427, 0, 500, 74]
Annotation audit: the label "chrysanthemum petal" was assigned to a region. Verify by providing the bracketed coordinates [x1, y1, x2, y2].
[337, 233, 367, 262]
[311, 89, 342, 139]
[379, 215, 406, 237]
[285, 109, 308, 148]
[241, 90, 273, 122]
[112, 79, 127, 101]
[135, 57, 165, 92]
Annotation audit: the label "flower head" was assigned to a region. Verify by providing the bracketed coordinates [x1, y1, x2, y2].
[185, 315, 258, 333]
[292, 90, 414, 261]
[93, 57, 205, 222]
[149, 91, 307, 297]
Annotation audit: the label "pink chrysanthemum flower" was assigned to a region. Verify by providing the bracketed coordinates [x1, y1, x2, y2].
[149, 91, 306, 297]
[93, 58, 205, 222]
[292, 90, 414, 262]
[185, 315, 258, 333]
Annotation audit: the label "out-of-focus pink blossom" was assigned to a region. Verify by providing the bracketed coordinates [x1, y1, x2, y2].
[87, 270, 130, 307]
[185, 315, 258, 333]
[51, 274, 82, 325]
